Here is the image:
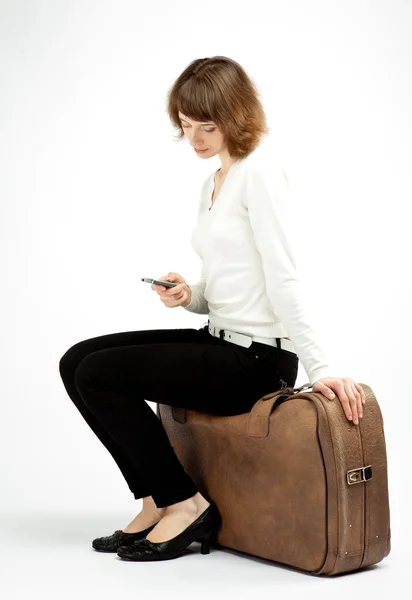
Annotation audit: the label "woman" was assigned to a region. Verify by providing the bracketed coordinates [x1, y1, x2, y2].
[59, 56, 365, 563]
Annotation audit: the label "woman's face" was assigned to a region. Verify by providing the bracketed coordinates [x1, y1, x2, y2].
[178, 112, 226, 159]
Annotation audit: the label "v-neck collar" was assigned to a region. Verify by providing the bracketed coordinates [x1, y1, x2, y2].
[207, 159, 241, 212]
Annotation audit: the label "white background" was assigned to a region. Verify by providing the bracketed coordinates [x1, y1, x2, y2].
[1, 0, 410, 597]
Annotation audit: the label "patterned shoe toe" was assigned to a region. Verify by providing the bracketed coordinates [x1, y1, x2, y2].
[92, 523, 159, 552]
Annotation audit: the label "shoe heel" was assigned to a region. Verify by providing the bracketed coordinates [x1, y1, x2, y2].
[200, 531, 211, 554]
[200, 530, 218, 555]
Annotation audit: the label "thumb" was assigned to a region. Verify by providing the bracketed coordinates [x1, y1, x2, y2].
[167, 272, 184, 283]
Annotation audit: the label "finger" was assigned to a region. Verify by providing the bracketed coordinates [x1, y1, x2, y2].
[176, 286, 186, 300]
[152, 277, 169, 291]
[341, 396, 353, 422]
[164, 284, 184, 299]
[351, 382, 363, 420]
[345, 380, 359, 424]
[334, 382, 352, 422]
[163, 287, 185, 307]
[154, 286, 168, 295]
[174, 286, 186, 301]
[167, 283, 183, 296]
[355, 382, 366, 404]
[157, 278, 179, 294]
[355, 383, 363, 418]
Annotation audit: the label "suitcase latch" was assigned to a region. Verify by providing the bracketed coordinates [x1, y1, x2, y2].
[346, 465, 373, 485]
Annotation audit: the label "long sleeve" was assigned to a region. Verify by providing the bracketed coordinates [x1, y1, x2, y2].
[245, 165, 332, 385]
[183, 267, 209, 314]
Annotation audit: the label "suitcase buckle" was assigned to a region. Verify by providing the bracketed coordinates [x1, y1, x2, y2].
[294, 383, 313, 392]
[346, 465, 373, 485]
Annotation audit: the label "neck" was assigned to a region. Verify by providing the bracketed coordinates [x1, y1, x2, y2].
[217, 149, 237, 176]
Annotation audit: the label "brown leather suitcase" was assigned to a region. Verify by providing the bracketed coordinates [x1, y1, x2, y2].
[156, 382, 391, 575]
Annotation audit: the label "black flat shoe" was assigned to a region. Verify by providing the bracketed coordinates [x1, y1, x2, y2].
[92, 522, 160, 552]
[116, 503, 221, 561]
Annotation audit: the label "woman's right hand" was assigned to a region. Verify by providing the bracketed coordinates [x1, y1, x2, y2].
[151, 272, 192, 308]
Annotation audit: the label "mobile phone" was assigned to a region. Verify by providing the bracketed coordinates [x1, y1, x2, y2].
[140, 277, 177, 288]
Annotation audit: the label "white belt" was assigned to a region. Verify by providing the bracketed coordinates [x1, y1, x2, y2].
[207, 320, 296, 354]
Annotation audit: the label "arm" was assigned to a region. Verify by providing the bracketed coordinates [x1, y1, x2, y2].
[245, 165, 332, 385]
[182, 266, 209, 314]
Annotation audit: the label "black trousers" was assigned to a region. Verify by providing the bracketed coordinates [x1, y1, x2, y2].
[58, 324, 298, 508]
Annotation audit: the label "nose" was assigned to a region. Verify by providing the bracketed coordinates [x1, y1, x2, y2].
[189, 135, 203, 147]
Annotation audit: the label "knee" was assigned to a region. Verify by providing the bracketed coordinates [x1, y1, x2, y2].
[58, 347, 76, 382]
[58, 341, 93, 383]
[72, 351, 104, 392]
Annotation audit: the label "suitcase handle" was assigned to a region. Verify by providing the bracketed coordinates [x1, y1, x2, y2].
[246, 382, 317, 437]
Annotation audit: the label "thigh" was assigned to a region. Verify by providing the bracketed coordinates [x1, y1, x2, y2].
[73, 328, 287, 416]
[59, 327, 204, 378]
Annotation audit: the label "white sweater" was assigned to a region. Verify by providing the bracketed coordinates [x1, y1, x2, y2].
[183, 140, 332, 386]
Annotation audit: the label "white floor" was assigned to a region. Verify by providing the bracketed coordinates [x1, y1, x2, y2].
[0, 509, 405, 600]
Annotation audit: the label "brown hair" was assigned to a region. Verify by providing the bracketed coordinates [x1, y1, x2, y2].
[166, 56, 270, 159]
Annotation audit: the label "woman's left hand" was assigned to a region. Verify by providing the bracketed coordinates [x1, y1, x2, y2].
[312, 377, 366, 425]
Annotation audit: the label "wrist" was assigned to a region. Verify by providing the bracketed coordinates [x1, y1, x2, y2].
[182, 287, 192, 308]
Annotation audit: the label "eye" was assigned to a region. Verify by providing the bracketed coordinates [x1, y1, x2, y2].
[181, 124, 216, 133]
